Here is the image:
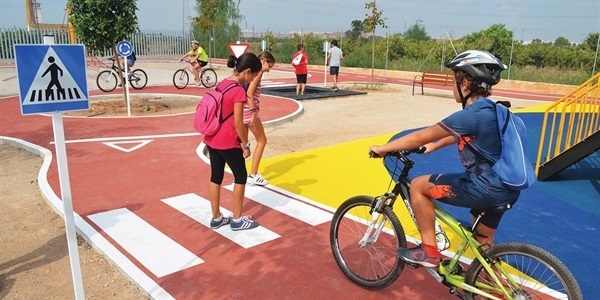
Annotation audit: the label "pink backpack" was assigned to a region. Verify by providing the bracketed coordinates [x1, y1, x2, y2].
[193, 82, 239, 136]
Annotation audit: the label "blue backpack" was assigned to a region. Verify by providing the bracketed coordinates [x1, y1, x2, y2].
[469, 99, 537, 190]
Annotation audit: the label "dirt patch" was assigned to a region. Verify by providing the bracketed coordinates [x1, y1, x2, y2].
[65, 95, 198, 117]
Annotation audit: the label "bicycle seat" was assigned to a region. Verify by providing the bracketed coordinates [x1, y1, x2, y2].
[482, 203, 513, 214]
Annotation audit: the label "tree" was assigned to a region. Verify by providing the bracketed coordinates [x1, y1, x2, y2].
[554, 37, 570, 47]
[68, 0, 139, 101]
[363, 1, 386, 89]
[462, 24, 512, 63]
[346, 20, 365, 41]
[582, 32, 600, 50]
[404, 20, 429, 41]
[263, 30, 277, 52]
[68, 0, 139, 55]
[194, 0, 240, 59]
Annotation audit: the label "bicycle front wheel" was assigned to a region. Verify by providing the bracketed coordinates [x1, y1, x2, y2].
[200, 68, 217, 88]
[465, 242, 582, 300]
[129, 69, 148, 90]
[96, 70, 117, 92]
[329, 195, 406, 290]
[173, 69, 189, 89]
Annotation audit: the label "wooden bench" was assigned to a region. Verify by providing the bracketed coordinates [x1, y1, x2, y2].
[412, 71, 454, 95]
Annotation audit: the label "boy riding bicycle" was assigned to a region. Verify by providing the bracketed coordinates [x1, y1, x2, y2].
[370, 50, 521, 268]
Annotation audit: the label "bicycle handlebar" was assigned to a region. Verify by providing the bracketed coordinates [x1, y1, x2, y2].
[369, 146, 426, 159]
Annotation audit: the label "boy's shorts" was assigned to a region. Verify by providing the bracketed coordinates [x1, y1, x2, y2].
[126, 59, 135, 68]
[296, 74, 307, 83]
[428, 173, 518, 229]
[329, 66, 340, 75]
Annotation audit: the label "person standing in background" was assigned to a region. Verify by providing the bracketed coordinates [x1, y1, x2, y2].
[292, 43, 309, 95]
[326, 39, 343, 91]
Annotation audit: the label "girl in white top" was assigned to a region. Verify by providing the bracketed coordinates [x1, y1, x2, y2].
[244, 51, 276, 186]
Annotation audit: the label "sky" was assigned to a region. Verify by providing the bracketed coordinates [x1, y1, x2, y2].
[1, 0, 599, 44]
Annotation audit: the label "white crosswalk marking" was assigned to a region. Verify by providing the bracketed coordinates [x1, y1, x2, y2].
[224, 184, 332, 226]
[162, 193, 280, 249]
[87, 207, 203, 278]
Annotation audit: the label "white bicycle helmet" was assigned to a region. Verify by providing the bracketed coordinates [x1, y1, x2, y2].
[191, 40, 199, 45]
[446, 50, 507, 108]
[445, 50, 507, 86]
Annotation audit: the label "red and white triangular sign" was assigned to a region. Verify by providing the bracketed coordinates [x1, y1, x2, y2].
[228, 43, 250, 58]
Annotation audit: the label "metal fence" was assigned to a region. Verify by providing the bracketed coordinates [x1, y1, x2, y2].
[0, 27, 195, 60]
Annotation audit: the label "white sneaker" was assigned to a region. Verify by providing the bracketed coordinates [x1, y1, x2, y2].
[247, 173, 268, 186]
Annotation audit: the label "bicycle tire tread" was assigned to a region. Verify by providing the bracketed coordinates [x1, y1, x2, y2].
[465, 242, 582, 300]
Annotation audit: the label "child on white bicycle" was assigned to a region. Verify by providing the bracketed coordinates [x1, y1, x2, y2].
[179, 40, 209, 83]
[369, 50, 520, 268]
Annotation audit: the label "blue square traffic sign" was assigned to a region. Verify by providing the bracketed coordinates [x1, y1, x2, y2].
[14, 44, 89, 115]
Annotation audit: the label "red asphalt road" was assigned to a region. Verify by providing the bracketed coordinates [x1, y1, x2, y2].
[0, 73, 561, 299]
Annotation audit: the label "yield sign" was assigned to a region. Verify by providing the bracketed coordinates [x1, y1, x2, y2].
[228, 43, 250, 58]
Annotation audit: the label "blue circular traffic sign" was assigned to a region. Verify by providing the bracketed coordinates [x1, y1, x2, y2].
[117, 40, 133, 56]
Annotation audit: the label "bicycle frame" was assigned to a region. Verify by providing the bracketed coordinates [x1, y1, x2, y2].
[179, 60, 202, 77]
[434, 204, 517, 299]
[369, 152, 522, 299]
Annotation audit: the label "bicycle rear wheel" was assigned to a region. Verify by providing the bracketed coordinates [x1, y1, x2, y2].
[465, 242, 582, 300]
[96, 70, 117, 92]
[329, 195, 406, 290]
[129, 69, 148, 90]
[173, 69, 189, 89]
[200, 68, 217, 88]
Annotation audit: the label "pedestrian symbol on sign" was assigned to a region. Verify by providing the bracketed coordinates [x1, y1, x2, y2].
[41, 56, 65, 100]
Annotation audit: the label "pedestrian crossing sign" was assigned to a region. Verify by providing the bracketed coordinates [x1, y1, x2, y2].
[14, 44, 89, 115]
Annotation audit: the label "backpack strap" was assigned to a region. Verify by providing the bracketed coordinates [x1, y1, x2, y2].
[499, 105, 511, 135]
[215, 82, 241, 123]
[462, 99, 501, 173]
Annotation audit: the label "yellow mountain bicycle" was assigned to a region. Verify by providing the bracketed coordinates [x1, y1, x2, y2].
[329, 147, 582, 299]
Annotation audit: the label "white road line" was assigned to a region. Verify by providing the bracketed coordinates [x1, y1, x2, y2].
[224, 184, 333, 226]
[161, 193, 280, 249]
[87, 207, 203, 278]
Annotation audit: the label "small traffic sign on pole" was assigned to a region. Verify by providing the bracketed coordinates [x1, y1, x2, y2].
[14, 44, 89, 115]
[228, 43, 250, 58]
[117, 40, 133, 57]
[16, 35, 87, 300]
[116, 40, 133, 117]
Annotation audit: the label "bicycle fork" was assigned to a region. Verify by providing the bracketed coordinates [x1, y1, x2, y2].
[357, 195, 392, 246]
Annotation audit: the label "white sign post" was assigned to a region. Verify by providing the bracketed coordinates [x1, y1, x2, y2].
[15, 35, 89, 300]
[117, 40, 133, 117]
[323, 41, 330, 86]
